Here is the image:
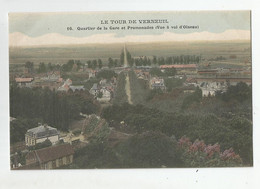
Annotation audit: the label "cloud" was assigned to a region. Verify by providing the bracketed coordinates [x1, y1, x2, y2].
[9, 30, 250, 47]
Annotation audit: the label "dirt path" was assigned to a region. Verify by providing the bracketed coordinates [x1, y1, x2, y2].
[123, 44, 133, 104]
[125, 73, 133, 104]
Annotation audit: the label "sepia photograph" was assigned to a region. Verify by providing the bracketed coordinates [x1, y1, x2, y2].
[9, 11, 252, 170]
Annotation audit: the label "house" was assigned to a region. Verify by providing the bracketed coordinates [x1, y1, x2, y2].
[41, 71, 61, 82]
[89, 83, 99, 96]
[15, 77, 34, 87]
[57, 78, 73, 92]
[25, 144, 74, 169]
[150, 77, 166, 90]
[85, 69, 97, 78]
[25, 124, 59, 146]
[160, 64, 197, 70]
[69, 85, 85, 92]
[99, 79, 107, 86]
[185, 77, 197, 86]
[198, 81, 228, 97]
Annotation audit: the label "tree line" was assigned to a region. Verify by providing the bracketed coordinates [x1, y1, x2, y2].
[10, 85, 100, 143]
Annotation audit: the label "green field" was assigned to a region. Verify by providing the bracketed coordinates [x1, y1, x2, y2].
[9, 40, 251, 67]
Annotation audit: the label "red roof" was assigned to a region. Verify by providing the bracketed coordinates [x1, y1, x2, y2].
[28, 144, 74, 163]
[15, 78, 34, 83]
[160, 64, 197, 69]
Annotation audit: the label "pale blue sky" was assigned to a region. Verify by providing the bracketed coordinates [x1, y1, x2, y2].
[9, 11, 250, 37]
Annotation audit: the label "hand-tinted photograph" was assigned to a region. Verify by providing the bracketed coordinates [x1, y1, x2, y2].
[9, 11, 252, 169]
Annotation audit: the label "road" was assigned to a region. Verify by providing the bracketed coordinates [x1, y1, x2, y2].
[124, 44, 133, 104]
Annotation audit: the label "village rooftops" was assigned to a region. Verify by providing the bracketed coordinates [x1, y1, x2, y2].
[91, 83, 98, 90]
[69, 85, 85, 92]
[15, 78, 34, 82]
[26, 124, 59, 139]
[160, 64, 197, 69]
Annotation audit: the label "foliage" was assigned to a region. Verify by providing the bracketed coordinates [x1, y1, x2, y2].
[149, 67, 164, 77]
[216, 82, 252, 103]
[146, 88, 163, 101]
[98, 59, 103, 69]
[128, 70, 149, 104]
[107, 57, 121, 68]
[164, 77, 184, 92]
[38, 62, 47, 73]
[69, 142, 121, 169]
[10, 85, 99, 132]
[149, 55, 200, 65]
[181, 87, 202, 109]
[10, 118, 42, 144]
[112, 72, 128, 104]
[28, 139, 52, 151]
[96, 70, 117, 80]
[11, 150, 27, 166]
[61, 60, 75, 72]
[178, 136, 243, 167]
[164, 68, 177, 76]
[116, 131, 183, 168]
[25, 61, 34, 73]
[101, 103, 252, 165]
[84, 77, 100, 90]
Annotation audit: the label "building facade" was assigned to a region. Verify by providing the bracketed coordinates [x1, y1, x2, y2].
[25, 144, 74, 169]
[25, 124, 59, 146]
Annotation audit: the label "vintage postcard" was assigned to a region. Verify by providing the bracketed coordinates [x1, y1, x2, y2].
[9, 11, 252, 169]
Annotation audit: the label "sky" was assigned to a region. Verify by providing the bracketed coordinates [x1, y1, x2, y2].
[9, 11, 251, 46]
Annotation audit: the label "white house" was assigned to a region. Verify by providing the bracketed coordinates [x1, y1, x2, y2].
[89, 83, 99, 96]
[150, 77, 166, 90]
[25, 124, 60, 146]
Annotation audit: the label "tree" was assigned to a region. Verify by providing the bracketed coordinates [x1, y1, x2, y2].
[216, 82, 252, 102]
[120, 50, 124, 66]
[108, 58, 114, 68]
[150, 67, 164, 77]
[87, 60, 92, 69]
[29, 139, 52, 151]
[178, 136, 243, 167]
[96, 70, 117, 80]
[62, 60, 75, 72]
[182, 87, 202, 109]
[25, 61, 34, 73]
[117, 131, 183, 168]
[97, 91, 103, 98]
[48, 63, 54, 71]
[164, 68, 177, 76]
[38, 62, 47, 73]
[152, 56, 157, 65]
[98, 59, 103, 69]
[92, 60, 97, 69]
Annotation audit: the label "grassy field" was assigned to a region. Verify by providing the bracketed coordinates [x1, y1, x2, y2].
[9, 40, 251, 66]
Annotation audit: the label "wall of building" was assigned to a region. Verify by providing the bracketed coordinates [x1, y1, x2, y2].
[25, 135, 36, 146]
[36, 135, 59, 144]
[40, 154, 73, 169]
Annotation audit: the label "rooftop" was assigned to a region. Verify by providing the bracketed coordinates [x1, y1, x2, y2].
[69, 85, 85, 92]
[15, 78, 34, 83]
[160, 64, 197, 69]
[27, 144, 74, 163]
[26, 124, 59, 139]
